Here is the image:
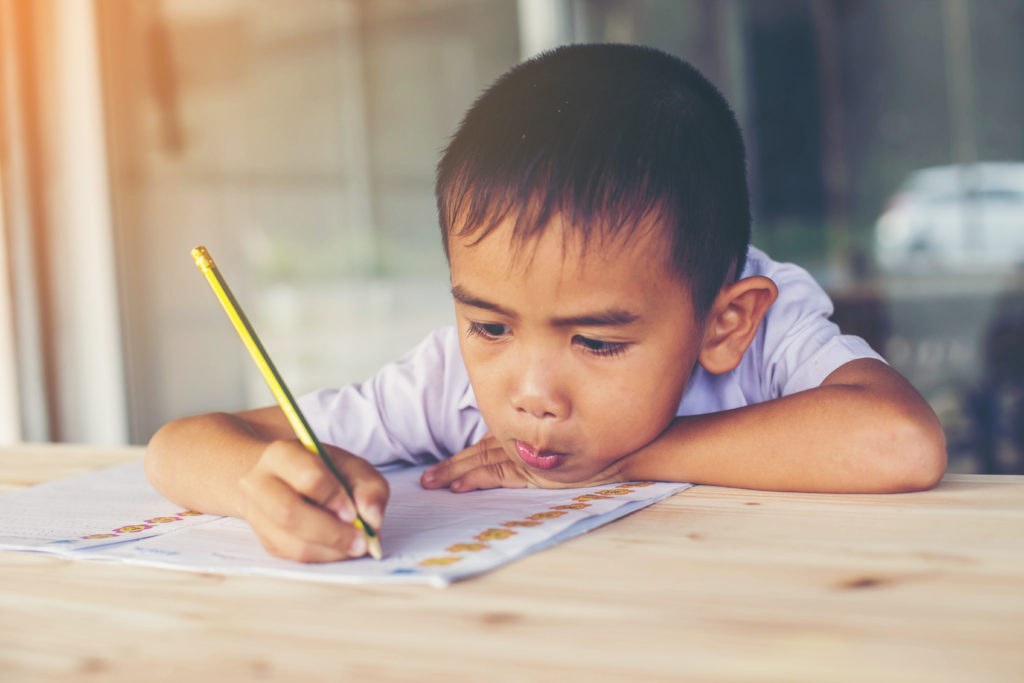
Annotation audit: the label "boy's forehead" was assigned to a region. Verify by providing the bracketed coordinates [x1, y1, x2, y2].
[449, 210, 676, 275]
[448, 212, 700, 323]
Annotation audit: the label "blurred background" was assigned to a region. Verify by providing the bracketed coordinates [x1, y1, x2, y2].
[1, 0, 1022, 474]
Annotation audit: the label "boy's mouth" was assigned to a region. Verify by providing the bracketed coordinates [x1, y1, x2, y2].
[515, 440, 566, 470]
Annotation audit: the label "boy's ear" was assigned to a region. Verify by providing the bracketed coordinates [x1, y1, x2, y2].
[698, 275, 778, 375]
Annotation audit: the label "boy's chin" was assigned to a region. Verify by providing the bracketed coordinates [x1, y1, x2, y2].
[523, 460, 618, 487]
[501, 438, 624, 486]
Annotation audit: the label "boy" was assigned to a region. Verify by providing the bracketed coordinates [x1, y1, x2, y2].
[146, 44, 946, 563]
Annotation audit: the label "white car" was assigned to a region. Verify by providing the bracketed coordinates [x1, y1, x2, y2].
[874, 162, 1024, 273]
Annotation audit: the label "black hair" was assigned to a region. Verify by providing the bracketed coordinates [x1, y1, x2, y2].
[435, 43, 750, 318]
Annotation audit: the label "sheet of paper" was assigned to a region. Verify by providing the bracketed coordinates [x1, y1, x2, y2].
[0, 460, 690, 587]
[0, 460, 214, 551]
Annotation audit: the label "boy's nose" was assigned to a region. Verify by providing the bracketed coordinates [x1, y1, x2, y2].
[509, 360, 570, 420]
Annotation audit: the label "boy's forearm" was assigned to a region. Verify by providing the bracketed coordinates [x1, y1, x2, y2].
[622, 360, 947, 493]
[145, 411, 276, 517]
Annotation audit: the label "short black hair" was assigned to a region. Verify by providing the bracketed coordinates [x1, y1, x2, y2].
[435, 43, 750, 318]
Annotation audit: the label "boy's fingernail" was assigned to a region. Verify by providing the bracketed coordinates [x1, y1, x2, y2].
[422, 470, 435, 485]
[451, 479, 462, 492]
[362, 504, 383, 531]
[337, 503, 355, 523]
[348, 534, 366, 557]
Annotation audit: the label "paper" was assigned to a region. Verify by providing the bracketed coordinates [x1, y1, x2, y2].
[0, 460, 689, 587]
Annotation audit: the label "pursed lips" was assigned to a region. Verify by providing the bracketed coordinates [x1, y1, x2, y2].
[514, 440, 568, 470]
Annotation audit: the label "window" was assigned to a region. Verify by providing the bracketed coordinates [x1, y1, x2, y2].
[4, 0, 1022, 473]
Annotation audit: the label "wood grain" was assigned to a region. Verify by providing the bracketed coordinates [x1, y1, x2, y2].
[0, 445, 1021, 682]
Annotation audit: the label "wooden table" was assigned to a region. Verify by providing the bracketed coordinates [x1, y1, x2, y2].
[1, 444, 1022, 682]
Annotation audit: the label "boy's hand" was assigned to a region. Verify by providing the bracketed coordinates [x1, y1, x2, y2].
[420, 433, 624, 492]
[237, 440, 389, 563]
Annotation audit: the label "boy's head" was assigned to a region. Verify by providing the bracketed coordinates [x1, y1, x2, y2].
[436, 44, 774, 484]
[436, 42, 751, 318]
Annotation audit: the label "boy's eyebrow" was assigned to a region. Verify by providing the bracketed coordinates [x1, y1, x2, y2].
[451, 285, 641, 327]
[451, 285, 518, 320]
[550, 310, 641, 327]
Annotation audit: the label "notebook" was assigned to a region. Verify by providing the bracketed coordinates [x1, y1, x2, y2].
[0, 460, 689, 587]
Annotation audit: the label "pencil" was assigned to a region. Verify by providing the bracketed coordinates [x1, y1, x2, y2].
[191, 245, 382, 560]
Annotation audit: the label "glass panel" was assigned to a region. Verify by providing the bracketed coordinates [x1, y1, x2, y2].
[577, 0, 1024, 473]
[97, 0, 518, 442]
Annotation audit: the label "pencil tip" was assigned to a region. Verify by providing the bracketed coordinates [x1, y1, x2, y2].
[367, 536, 383, 560]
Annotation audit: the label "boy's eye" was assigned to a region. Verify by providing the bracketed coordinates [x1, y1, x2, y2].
[468, 321, 510, 339]
[573, 335, 629, 358]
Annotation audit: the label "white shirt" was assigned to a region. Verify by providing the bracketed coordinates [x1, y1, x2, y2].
[298, 247, 883, 466]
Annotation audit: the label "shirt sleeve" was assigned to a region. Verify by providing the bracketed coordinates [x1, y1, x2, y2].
[753, 250, 886, 398]
[296, 327, 486, 467]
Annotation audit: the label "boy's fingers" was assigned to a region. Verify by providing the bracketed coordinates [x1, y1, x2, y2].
[421, 435, 525, 491]
[329, 447, 390, 531]
[244, 471, 365, 558]
[260, 441, 344, 511]
[451, 461, 529, 492]
[257, 440, 387, 539]
[249, 516, 360, 563]
[422, 442, 490, 487]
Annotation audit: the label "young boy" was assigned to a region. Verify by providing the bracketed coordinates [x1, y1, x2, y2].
[146, 44, 946, 563]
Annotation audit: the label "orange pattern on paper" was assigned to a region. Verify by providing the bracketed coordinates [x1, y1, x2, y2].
[413, 479, 654, 570]
[79, 509, 206, 540]
[446, 542, 489, 553]
[420, 556, 463, 566]
[527, 510, 567, 521]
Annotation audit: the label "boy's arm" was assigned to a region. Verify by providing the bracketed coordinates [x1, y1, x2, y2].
[146, 407, 290, 517]
[621, 358, 946, 493]
[145, 406, 388, 562]
[424, 358, 946, 494]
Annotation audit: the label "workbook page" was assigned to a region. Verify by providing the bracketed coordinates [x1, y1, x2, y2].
[0, 460, 214, 551]
[0, 461, 690, 587]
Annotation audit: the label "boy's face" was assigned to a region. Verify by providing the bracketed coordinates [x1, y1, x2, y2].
[449, 214, 707, 484]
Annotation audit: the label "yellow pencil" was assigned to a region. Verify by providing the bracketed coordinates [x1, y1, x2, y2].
[191, 246, 382, 560]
